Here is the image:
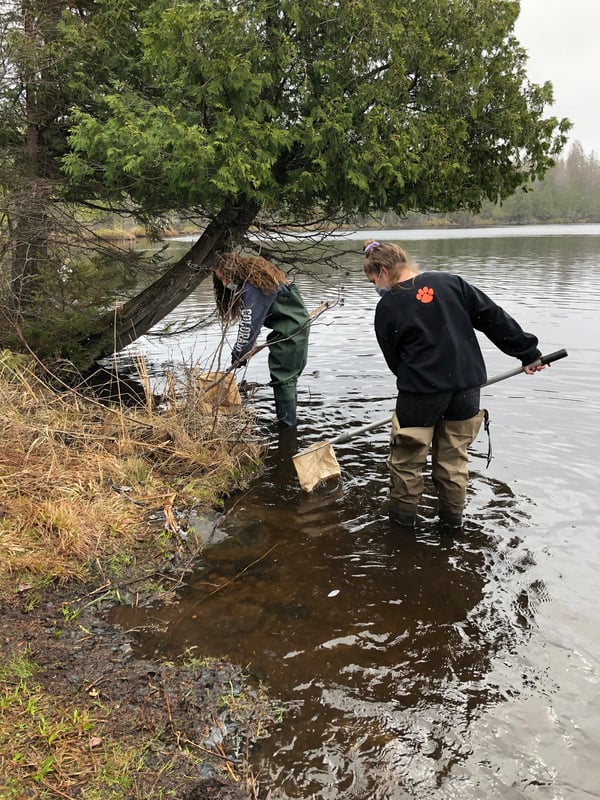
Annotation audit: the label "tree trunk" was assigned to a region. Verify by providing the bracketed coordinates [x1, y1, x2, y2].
[78, 195, 260, 368]
[9, 0, 49, 319]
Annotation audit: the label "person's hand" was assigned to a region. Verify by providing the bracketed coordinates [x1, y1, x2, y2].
[524, 363, 548, 374]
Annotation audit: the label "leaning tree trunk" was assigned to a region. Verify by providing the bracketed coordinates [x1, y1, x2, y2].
[77, 194, 260, 370]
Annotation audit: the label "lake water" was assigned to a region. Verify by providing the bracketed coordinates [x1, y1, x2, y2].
[111, 225, 600, 799]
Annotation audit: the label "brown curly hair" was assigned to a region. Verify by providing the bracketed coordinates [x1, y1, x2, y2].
[213, 253, 289, 321]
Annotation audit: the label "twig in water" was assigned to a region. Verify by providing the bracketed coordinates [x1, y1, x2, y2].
[175, 542, 279, 623]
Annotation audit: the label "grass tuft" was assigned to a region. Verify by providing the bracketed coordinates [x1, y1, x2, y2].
[0, 652, 169, 799]
[0, 349, 263, 593]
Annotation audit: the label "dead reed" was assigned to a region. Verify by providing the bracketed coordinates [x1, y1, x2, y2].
[0, 349, 263, 590]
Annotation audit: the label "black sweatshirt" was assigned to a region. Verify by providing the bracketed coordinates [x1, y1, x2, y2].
[374, 272, 541, 393]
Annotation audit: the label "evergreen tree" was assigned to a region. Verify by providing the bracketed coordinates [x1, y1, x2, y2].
[1, 0, 570, 366]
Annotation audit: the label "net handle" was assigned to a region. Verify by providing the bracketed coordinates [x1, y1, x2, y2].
[331, 349, 568, 445]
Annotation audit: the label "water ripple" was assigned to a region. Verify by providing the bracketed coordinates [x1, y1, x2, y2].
[112, 230, 600, 800]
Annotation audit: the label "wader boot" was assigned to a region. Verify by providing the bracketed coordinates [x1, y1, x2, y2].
[431, 411, 485, 529]
[265, 284, 309, 428]
[273, 382, 298, 428]
[387, 415, 435, 528]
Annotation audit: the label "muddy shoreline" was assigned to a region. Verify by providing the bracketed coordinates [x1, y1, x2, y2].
[1, 530, 277, 800]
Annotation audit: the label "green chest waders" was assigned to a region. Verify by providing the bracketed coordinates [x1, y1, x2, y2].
[264, 284, 310, 427]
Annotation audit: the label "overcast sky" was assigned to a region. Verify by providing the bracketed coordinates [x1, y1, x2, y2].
[514, 0, 600, 156]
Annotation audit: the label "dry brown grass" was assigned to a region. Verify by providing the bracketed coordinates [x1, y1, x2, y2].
[0, 350, 263, 590]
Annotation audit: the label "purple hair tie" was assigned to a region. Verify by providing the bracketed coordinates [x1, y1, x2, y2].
[364, 241, 380, 255]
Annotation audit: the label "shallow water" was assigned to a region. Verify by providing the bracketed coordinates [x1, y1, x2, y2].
[111, 225, 600, 799]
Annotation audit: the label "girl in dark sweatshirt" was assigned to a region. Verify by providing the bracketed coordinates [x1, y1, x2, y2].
[363, 239, 547, 529]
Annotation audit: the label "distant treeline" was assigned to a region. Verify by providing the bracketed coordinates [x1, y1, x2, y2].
[363, 141, 600, 227]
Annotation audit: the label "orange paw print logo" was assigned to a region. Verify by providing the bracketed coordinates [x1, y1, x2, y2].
[416, 286, 434, 304]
